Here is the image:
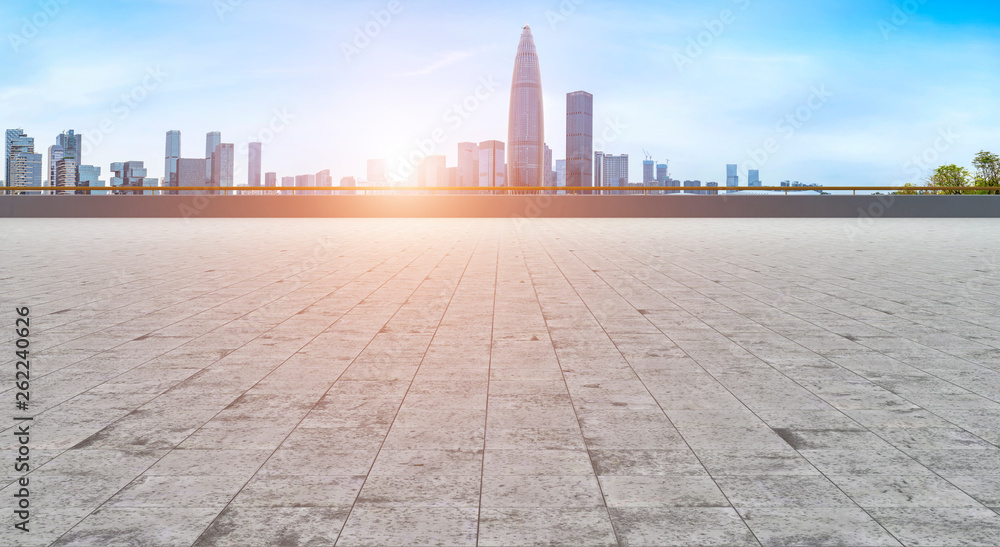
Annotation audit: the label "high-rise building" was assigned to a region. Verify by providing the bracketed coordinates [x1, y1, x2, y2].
[47, 145, 64, 188]
[316, 169, 333, 195]
[5, 129, 42, 193]
[265, 172, 277, 188]
[367, 159, 388, 186]
[479, 141, 505, 188]
[603, 154, 629, 194]
[177, 158, 208, 195]
[556, 159, 567, 193]
[423, 155, 447, 187]
[726, 164, 739, 193]
[205, 131, 221, 181]
[594, 151, 604, 192]
[749, 170, 761, 187]
[507, 25, 545, 189]
[544, 143, 552, 184]
[111, 161, 158, 195]
[657, 163, 669, 185]
[248, 142, 262, 187]
[281, 176, 295, 196]
[56, 130, 82, 168]
[296, 174, 316, 196]
[707, 182, 719, 195]
[210, 143, 234, 193]
[457, 143, 479, 191]
[165, 130, 181, 189]
[566, 91, 594, 193]
[55, 155, 78, 194]
[78, 165, 106, 195]
[643, 160, 655, 185]
[340, 176, 357, 195]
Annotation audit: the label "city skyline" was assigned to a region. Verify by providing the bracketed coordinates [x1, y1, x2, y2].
[2, 1, 999, 188]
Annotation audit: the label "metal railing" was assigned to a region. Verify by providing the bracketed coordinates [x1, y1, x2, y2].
[1, 186, 997, 195]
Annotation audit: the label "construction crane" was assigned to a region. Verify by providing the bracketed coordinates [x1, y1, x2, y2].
[642, 149, 653, 162]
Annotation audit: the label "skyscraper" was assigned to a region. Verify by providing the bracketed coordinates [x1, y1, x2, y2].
[205, 131, 221, 182]
[749, 170, 761, 187]
[594, 151, 604, 193]
[479, 141, 506, 188]
[424, 155, 447, 187]
[507, 25, 545, 189]
[544, 144, 554, 192]
[165, 130, 181, 189]
[211, 143, 234, 194]
[457, 143, 479, 192]
[265, 172, 277, 188]
[248, 142, 262, 187]
[316, 169, 333, 195]
[726, 164, 739, 193]
[5, 129, 42, 193]
[281, 176, 295, 196]
[657, 164, 668, 185]
[643, 160, 655, 185]
[556, 159, 567, 193]
[603, 154, 629, 194]
[47, 145, 64, 187]
[566, 91, 594, 193]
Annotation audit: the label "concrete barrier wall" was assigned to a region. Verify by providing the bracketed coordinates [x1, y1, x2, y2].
[1, 195, 999, 218]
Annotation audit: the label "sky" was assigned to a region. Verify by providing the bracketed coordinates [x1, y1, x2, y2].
[2, 0, 999, 188]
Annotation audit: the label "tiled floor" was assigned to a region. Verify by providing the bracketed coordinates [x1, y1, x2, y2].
[2, 218, 1000, 546]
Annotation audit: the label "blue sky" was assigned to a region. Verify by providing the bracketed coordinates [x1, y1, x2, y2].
[2, 0, 999, 187]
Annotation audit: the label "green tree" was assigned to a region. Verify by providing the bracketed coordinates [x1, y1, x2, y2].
[925, 164, 971, 194]
[973, 150, 1000, 194]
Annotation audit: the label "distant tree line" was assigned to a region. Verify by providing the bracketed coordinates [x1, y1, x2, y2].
[900, 151, 1000, 194]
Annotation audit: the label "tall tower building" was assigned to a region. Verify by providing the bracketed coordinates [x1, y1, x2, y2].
[248, 142, 262, 187]
[748, 170, 761, 187]
[479, 140, 506, 188]
[205, 131, 221, 181]
[657, 163, 668, 185]
[507, 25, 544, 189]
[5, 130, 42, 192]
[211, 143, 234, 193]
[594, 151, 605, 192]
[566, 91, 594, 193]
[47, 145, 64, 187]
[726, 164, 739, 193]
[544, 143, 555, 193]
[424, 155, 447, 187]
[165, 130, 181, 188]
[457, 143, 479, 191]
[265, 172, 277, 188]
[603, 154, 629, 193]
[643, 160, 655, 185]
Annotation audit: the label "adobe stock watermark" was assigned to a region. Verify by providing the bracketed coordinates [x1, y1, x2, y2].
[214, 0, 246, 21]
[7, 0, 71, 52]
[390, 75, 499, 183]
[844, 127, 958, 242]
[342, 1, 404, 63]
[742, 84, 834, 176]
[546, 0, 586, 30]
[878, 0, 929, 41]
[673, 0, 751, 72]
[81, 66, 168, 157]
[900, 127, 959, 183]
